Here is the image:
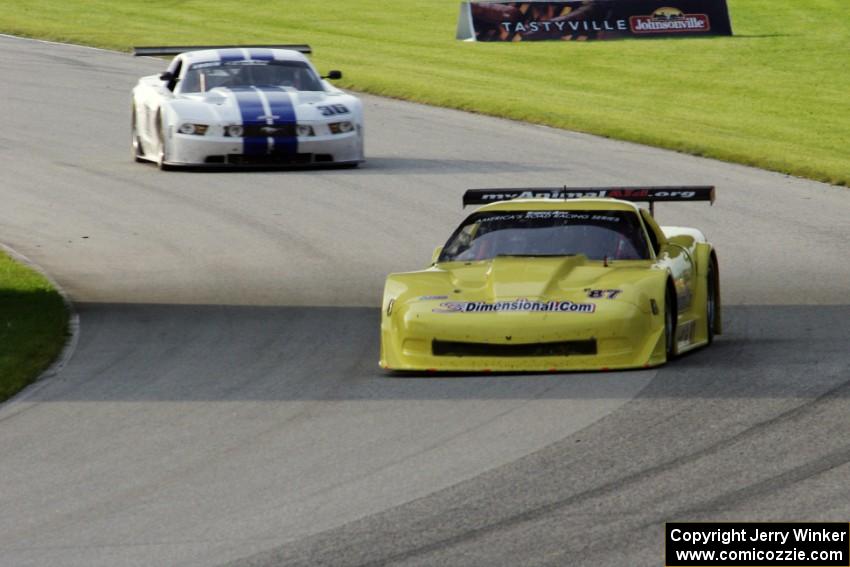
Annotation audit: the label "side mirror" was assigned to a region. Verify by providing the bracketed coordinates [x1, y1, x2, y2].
[323, 70, 343, 80]
[159, 71, 173, 82]
[431, 246, 443, 265]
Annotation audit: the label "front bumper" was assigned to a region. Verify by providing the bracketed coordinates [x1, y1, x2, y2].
[380, 300, 667, 372]
[164, 129, 363, 167]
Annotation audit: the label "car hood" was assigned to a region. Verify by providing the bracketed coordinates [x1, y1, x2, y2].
[388, 256, 662, 313]
[172, 87, 347, 123]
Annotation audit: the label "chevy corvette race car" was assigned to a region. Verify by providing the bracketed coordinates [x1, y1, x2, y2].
[380, 186, 721, 372]
[131, 45, 364, 169]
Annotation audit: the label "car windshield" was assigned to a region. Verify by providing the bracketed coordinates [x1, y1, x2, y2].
[439, 209, 651, 262]
[181, 60, 324, 93]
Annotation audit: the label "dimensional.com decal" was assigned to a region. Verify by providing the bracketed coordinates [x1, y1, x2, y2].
[434, 299, 596, 314]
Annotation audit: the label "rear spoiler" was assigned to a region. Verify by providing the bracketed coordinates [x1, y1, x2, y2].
[132, 44, 312, 57]
[462, 186, 715, 214]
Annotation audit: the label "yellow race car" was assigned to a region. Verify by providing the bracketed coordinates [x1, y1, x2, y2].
[380, 186, 721, 372]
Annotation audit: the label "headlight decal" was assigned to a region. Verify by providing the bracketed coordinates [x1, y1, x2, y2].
[178, 123, 209, 135]
[329, 121, 354, 134]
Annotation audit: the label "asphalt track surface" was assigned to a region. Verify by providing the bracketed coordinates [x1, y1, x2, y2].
[0, 35, 849, 567]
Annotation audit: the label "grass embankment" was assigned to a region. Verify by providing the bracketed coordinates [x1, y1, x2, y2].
[0, 251, 68, 402]
[1, 0, 848, 185]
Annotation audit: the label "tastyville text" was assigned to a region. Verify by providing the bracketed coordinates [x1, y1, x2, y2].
[501, 19, 628, 33]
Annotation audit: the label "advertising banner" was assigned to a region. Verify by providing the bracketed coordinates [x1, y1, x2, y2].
[457, 0, 733, 41]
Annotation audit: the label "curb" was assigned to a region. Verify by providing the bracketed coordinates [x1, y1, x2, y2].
[0, 244, 79, 407]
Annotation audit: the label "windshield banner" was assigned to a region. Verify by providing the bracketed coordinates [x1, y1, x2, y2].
[456, 0, 733, 41]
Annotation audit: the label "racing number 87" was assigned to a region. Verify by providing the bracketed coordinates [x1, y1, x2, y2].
[587, 289, 622, 299]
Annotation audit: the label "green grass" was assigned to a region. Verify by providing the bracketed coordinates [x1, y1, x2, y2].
[1, 0, 848, 185]
[0, 251, 69, 402]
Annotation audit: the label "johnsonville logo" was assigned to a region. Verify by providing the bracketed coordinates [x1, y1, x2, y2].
[630, 7, 711, 34]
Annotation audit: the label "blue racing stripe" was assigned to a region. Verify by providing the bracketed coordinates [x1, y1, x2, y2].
[228, 87, 268, 156]
[248, 48, 274, 61]
[262, 87, 298, 156]
[218, 48, 246, 63]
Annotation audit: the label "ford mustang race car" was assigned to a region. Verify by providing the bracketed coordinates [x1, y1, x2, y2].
[131, 45, 364, 169]
[380, 186, 721, 372]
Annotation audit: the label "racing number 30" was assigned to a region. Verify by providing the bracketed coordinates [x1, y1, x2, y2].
[317, 104, 349, 116]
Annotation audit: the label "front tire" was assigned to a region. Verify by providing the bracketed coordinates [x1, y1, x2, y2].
[131, 105, 145, 163]
[155, 113, 174, 171]
[706, 258, 718, 344]
[665, 289, 677, 361]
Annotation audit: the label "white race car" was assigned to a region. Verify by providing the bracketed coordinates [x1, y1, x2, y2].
[131, 45, 364, 169]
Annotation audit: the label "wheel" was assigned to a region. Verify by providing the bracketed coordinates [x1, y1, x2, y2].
[155, 114, 174, 171]
[131, 105, 145, 163]
[665, 289, 677, 361]
[706, 258, 717, 344]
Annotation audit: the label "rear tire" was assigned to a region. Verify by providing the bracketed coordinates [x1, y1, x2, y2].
[665, 289, 677, 361]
